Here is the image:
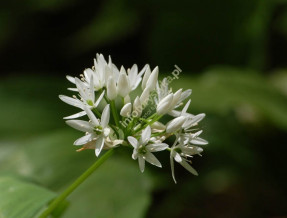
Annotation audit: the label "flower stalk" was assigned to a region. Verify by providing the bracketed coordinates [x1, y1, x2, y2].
[39, 149, 115, 218]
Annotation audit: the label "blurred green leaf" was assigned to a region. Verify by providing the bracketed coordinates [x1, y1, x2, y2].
[172, 67, 287, 130]
[0, 176, 56, 218]
[0, 130, 153, 218]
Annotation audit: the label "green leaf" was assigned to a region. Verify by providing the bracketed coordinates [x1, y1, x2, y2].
[0, 130, 153, 218]
[0, 176, 56, 218]
[172, 67, 287, 130]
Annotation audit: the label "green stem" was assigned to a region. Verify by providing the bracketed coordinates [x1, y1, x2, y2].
[110, 100, 120, 128]
[39, 149, 115, 218]
[134, 115, 163, 134]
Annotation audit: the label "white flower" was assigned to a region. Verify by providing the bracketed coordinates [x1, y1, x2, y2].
[127, 126, 168, 172]
[127, 64, 148, 91]
[66, 104, 111, 157]
[117, 67, 130, 97]
[170, 138, 203, 183]
[59, 77, 105, 119]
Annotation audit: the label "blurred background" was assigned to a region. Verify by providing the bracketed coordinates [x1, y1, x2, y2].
[1, 0, 287, 217]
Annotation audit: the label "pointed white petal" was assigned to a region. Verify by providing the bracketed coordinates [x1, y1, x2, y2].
[146, 66, 158, 91]
[138, 155, 145, 173]
[95, 136, 105, 157]
[132, 149, 138, 160]
[144, 152, 162, 168]
[142, 65, 151, 90]
[180, 89, 192, 102]
[174, 152, 183, 162]
[170, 152, 177, 183]
[66, 120, 92, 132]
[84, 106, 99, 126]
[157, 93, 173, 115]
[146, 143, 169, 152]
[59, 95, 83, 108]
[133, 96, 142, 117]
[101, 104, 110, 128]
[179, 160, 198, 176]
[127, 136, 138, 148]
[95, 90, 105, 107]
[181, 99, 191, 115]
[75, 78, 88, 100]
[141, 126, 151, 145]
[107, 76, 117, 100]
[140, 88, 150, 106]
[190, 137, 208, 145]
[117, 69, 130, 97]
[166, 116, 186, 133]
[74, 134, 92, 145]
[66, 75, 75, 83]
[63, 111, 87, 119]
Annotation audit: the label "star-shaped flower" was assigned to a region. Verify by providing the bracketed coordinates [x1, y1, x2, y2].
[128, 126, 168, 172]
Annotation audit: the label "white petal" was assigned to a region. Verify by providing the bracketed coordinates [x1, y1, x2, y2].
[183, 113, 205, 128]
[127, 136, 138, 148]
[166, 116, 186, 133]
[180, 89, 192, 102]
[146, 66, 158, 91]
[179, 159, 198, 176]
[75, 78, 88, 100]
[95, 136, 105, 157]
[63, 111, 87, 119]
[138, 155, 145, 173]
[59, 95, 83, 109]
[181, 99, 191, 115]
[84, 106, 99, 126]
[107, 76, 117, 100]
[140, 88, 150, 106]
[169, 89, 182, 110]
[170, 152, 177, 183]
[132, 148, 138, 160]
[66, 120, 92, 132]
[95, 90, 105, 107]
[120, 103, 132, 117]
[190, 137, 208, 145]
[66, 75, 75, 83]
[141, 126, 151, 145]
[132, 96, 142, 117]
[144, 152, 162, 168]
[157, 93, 173, 115]
[101, 104, 110, 128]
[174, 152, 182, 162]
[117, 69, 130, 97]
[146, 143, 168, 152]
[151, 121, 166, 131]
[142, 65, 151, 90]
[74, 134, 92, 145]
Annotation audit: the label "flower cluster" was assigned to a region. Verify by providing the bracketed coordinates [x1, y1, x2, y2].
[59, 54, 208, 183]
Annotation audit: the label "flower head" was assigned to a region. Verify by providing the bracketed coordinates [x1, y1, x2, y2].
[60, 54, 208, 183]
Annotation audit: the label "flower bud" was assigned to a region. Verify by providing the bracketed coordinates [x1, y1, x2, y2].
[169, 89, 182, 110]
[146, 66, 158, 91]
[117, 67, 130, 97]
[132, 96, 142, 117]
[140, 87, 150, 106]
[107, 76, 117, 100]
[120, 103, 132, 117]
[142, 65, 151, 90]
[157, 93, 173, 115]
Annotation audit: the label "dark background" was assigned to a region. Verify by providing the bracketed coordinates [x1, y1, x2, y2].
[0, 0, 287, 217]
